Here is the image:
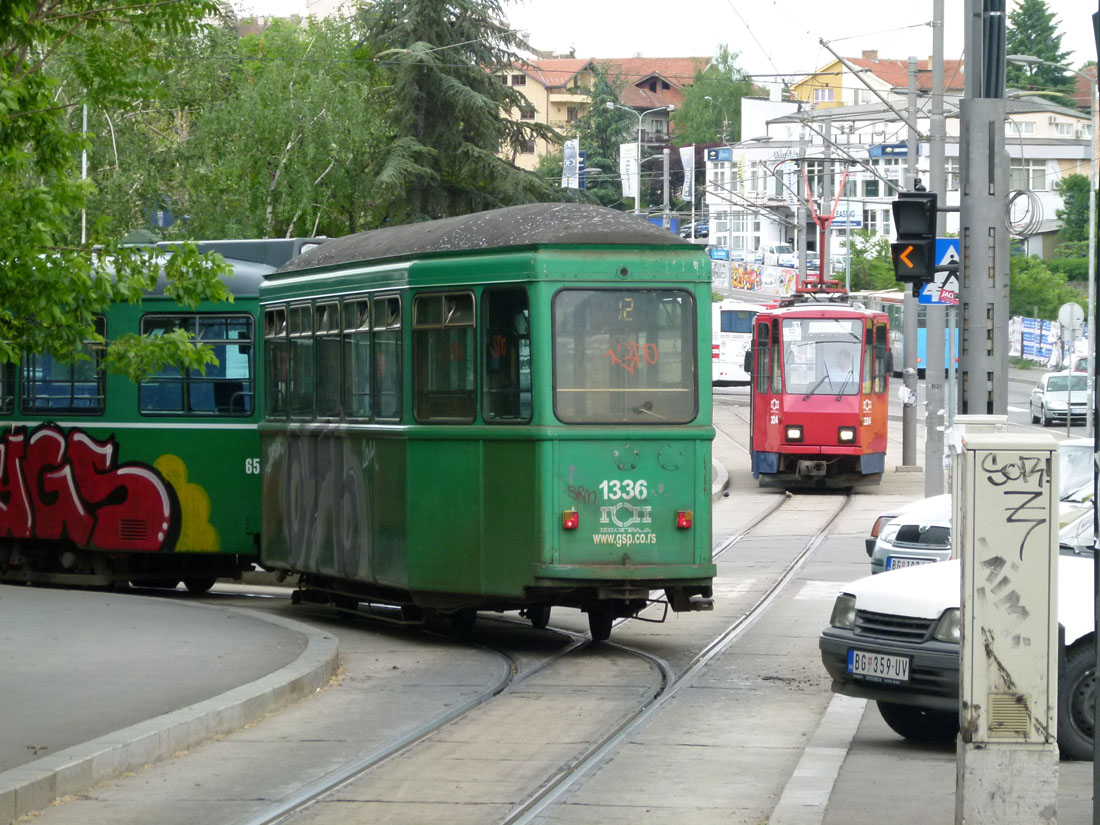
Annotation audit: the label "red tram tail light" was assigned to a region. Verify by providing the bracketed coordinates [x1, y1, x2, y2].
[562, 510, 579, 530]
[785, 425, 804, 443]
[676, 510, 693, 529]
[838, 426, 857, 443]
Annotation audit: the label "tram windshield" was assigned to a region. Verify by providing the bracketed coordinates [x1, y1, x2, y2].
[781, 317, 863, 397]
[553, 289, 697, 424]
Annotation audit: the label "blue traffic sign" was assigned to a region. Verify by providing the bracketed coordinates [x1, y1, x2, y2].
[918, 238, 960, 305]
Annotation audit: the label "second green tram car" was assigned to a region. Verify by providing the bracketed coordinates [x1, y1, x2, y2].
[0, 239, 324, 590]
[260, 203, 716, 640]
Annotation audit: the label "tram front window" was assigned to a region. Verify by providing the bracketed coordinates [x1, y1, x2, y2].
[553, 289, 697, 424]
[781, 318, 863, 397]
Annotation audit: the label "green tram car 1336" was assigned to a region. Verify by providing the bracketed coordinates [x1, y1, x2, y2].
[260, 204, 716, 641]
[0, 239, 325, 591]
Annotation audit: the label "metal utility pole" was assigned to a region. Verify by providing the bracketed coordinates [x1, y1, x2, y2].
[958, 0, 1009, 417]
[822, 120, 833, 281]
[662, 147, 671, 228]
[925, 0, 947, 496]
[797, 126, 808, 283]
[901, 57, 919, 467]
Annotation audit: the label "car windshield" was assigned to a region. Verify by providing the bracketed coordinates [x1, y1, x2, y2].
[1047, 374, 1088, 393]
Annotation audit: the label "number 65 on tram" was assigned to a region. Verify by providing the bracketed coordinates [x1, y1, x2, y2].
[745, 300, 891, 488]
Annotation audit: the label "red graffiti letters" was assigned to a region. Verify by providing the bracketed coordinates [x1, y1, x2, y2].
[0, 425, 179, 551]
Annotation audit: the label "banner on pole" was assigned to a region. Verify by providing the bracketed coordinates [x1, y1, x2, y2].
[619, 143, 638, 199]
[561, 139, 580, 189]
[679, 145, 695, 202]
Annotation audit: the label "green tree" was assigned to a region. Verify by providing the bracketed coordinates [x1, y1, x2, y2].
[1, 0, 230, 377]
[1005, 0, 1074, 103]
[1054, 173, 1091, 245]
[357, 0, 557, 221]
[671, 46, 756, 145]
[845, 230, 896, 291]
[1009, 255, 1084, 318]
[566, 63, 634, 209]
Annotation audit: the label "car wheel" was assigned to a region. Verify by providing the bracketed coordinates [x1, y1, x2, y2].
[1042, 405, 1052, 427]
[876, 701, 957, 744]
[1057, 643, 1095, 761]
[1031, 404, 1040, 424]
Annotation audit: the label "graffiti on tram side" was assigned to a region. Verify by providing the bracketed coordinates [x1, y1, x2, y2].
[0, 424, 181, 551]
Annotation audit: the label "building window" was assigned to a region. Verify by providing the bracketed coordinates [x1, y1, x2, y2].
[497, 75, 507, 85]
[1010, 158, 1047, 191]
[139, 314, 254, 416]
[813, 87, 835, 103]
[21, 317, 106, 414]
[566, 106, 579, 123]
[511, 74, 526, 86]
[1054, 122, 1073, 137]
[520, 106, 535, 120]
[1006, 120, 1035, 136]
[842, 179, 857, 198]
[520, 139, 535, 154]
[863, 178, 880, 198]
[946, 158, 960, 191]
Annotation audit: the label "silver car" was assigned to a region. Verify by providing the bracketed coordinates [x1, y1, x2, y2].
[1030, 370, 1089, 426]
[866, 438, 1095, 573]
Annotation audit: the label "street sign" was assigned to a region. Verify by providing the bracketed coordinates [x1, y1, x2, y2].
[831, 205, 863, 228]
[918, 238, 960, 305]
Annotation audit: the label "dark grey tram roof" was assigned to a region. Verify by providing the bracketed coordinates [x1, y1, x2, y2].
[277, 203, 691, 274]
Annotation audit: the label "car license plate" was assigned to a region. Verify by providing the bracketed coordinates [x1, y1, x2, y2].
[886, 556, 934, 571]
[848, 649, 910, 683]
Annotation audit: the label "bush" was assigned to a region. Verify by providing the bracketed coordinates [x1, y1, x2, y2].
[1048, 257, 1089, 281]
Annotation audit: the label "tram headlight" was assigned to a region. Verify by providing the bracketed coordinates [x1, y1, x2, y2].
[933, 608, 960, 643]
[838, 426, 856, 443]
[830, 594, 857, 629]
[785, 425, 803, 443]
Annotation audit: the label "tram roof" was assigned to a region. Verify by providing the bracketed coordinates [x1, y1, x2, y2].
[276, 203, 692, 274]
[756, 303, 885, 319]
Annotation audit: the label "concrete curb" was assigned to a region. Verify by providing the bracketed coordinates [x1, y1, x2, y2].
[0, 608, 338, 825]
[711, 458, 729, 501]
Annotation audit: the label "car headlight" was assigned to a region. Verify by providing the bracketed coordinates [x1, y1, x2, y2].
[830, 594, 857, 629]
[879, 523, 901, 544]
[933, 608, 960, 643]
[1046, 399, 1066, 410]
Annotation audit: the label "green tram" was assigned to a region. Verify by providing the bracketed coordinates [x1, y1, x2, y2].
[260, 204, 716, 640]
[0, 239, 323, 591]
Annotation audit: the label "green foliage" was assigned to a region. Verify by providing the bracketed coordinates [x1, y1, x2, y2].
[1005, 0, 1075, 104]
[356, 0, 556, 221]
[1009, 255, 1085, 318]
[1055, 173, 1090, 244]
[845, 230, 897, 291]
[672, 46, 756, 146]
[0, 0, 230, 378]
[568, 64, 635, 209]
[1047, 257, 1089, 280]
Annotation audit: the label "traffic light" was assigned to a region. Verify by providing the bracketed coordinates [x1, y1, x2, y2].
[890, 191, 937, 294]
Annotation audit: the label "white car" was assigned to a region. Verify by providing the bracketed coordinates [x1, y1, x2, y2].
[822, 509, 1096, 759]
[866, 438, 1095, 573]
[1030, 370, 1089, 427]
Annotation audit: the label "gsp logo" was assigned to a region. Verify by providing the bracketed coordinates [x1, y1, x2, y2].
[600, 502, 653, 528]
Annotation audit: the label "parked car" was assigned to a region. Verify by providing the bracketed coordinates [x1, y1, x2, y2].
[1031, 370, 1089, 427]
[679, 222, 708, 239]
[821, 508, 1096, 759]
[762, 243, 796, 268]
[866, 438, 1095, 573]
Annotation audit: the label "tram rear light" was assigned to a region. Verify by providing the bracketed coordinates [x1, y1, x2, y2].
[676, 510, 693, 529]
[838, 426, 856, 443]
[785, 425, 803, 443]
[562, 510, 579, 530]
[712, 344, 720, 360]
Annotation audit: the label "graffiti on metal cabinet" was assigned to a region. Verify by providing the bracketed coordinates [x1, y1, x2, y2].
[0, 424, 181, 551]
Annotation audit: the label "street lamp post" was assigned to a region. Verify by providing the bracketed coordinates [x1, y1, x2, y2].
[704, 95, 729, 143]
[1008, 55, 1097, 437]
[606, 102, 675, 215]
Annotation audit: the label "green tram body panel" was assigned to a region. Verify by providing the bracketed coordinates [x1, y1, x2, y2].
[0, 239, 323, 585]
[260, 204, 715, 612]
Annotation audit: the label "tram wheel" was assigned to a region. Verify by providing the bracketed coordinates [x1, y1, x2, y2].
[526, 605, 551, 630]
[588, 607, 614, 642]
[183, 576, 217, 593]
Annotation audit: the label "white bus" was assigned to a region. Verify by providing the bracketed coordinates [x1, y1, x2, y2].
[712, 299, 765, 384]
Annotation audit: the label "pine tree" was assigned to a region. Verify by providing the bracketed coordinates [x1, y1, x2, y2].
[357, 0, 556, 221]
[1005, 0, 1074, 104]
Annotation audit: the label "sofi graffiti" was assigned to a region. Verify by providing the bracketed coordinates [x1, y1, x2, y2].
[0, 425, 180, 551]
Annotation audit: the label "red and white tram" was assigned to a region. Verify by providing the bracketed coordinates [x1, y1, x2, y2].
[746, 294, 890, 488]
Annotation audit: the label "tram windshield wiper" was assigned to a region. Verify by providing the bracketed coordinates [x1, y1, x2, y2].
[634, 401, 666, 419]
[835, 370, 853, 400]
[802, 374, 830, 401]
